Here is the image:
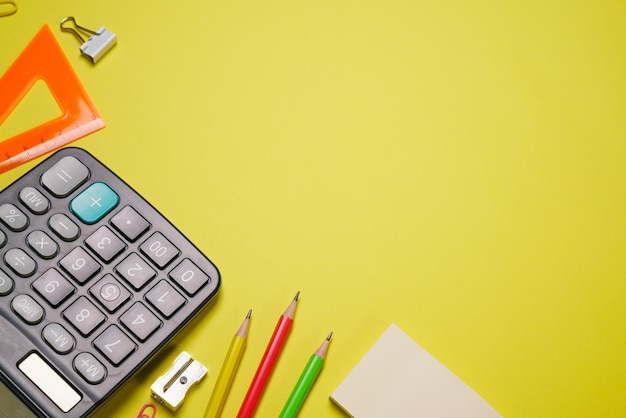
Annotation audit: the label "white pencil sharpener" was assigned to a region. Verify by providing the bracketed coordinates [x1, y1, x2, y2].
[150, 352, 207, 411]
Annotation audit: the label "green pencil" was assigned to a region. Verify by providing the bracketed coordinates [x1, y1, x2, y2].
[279, 332, 333, 418]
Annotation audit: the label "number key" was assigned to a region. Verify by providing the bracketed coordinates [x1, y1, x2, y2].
[93, 325, 136, 366]
[169, 259, 210, 296]
[89, 274, 131, 313]
[119, 302, 162, 341]
[139, 232, 180, 269]
[145, 280, 186, 318]
[32, 269, 75, 307]
[85, 226, 126, 263]
[63, 296, 105, 336]
[59, 247, 101, 284]
[114, 253, 156, 290]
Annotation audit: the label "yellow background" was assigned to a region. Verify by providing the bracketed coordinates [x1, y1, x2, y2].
[1, 1, 625, 417]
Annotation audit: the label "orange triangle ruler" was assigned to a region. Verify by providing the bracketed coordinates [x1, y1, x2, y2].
[0, 24, 105, 174]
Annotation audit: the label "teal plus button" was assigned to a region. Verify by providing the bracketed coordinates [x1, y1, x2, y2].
[70, 182, 119, 224]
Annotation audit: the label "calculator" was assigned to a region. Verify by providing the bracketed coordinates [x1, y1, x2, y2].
[0, 147, 221, 417]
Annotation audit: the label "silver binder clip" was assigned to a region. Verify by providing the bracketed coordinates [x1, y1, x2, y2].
[60, 16, 116, 63]
[150, 352, 207, 411]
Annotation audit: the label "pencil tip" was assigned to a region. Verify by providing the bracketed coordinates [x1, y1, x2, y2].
[294, 291, 300, 301]
[327, 331, 333, 340]
[246, 309, 252, 319]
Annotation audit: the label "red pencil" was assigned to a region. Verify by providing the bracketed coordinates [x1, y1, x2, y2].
[237, 292, 300, 418]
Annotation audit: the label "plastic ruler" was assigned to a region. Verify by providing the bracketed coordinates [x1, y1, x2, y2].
[0, 24, 105, 174]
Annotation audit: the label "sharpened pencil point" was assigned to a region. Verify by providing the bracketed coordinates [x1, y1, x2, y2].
[246, 309, 252, 319]
[294, 291, 300, 301]
[327, 331, 333, 341]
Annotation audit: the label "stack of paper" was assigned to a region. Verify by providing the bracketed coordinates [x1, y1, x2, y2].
[330, 324, 502, 418]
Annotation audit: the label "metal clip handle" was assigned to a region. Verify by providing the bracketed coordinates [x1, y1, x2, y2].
[60, 16, 97, 43]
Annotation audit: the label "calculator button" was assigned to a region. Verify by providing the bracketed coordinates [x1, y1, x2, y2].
[145, 280, 186, 318]
[74, 352, 107, 384]
[93, 325, 137, 366]
[0, 229, 6, 248]
[170, 259, 210, 296]
[32, 269, 76, 307]
[89, 274, 131, 313]
[43, 323, 76, 354]
[85, 226, 126, 263]
[110, 206, 151, 242]
[41, 156, 90, 198]
[70, 182, 119, 225]
[59, 247, 101, 284]
[11, 294, 45, 324]
[49, 213, 80, 241]
[139, 232, 180, 269]
[115, 252, 156, 290]
[119, 302, 162, 341]
[27, 230, 59, 259]
[4, 248, 37, 277]
[0, 203, 29, 231]
[63, 296, 106, 337]
[0, 269, 14, 295]
[19, 187, 50, 214]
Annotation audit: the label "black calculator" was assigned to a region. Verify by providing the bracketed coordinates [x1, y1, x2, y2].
[0, 148, 221, 417]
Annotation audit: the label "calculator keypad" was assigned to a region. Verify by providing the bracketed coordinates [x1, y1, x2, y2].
[0, 148, 220, 418]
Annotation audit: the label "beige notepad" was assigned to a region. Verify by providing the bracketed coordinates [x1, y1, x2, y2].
[330, 324, 502, 418]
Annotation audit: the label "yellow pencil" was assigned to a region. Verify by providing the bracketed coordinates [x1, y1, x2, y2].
[204, 310, 252, 418]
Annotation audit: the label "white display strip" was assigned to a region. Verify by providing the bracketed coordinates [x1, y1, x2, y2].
[18, 353, 82, 413]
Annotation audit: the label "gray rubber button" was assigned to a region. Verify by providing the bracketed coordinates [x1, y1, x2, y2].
[12, 294, 45, 324]
[43, 323, 76, 354]
[41, 156, 89, 198]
